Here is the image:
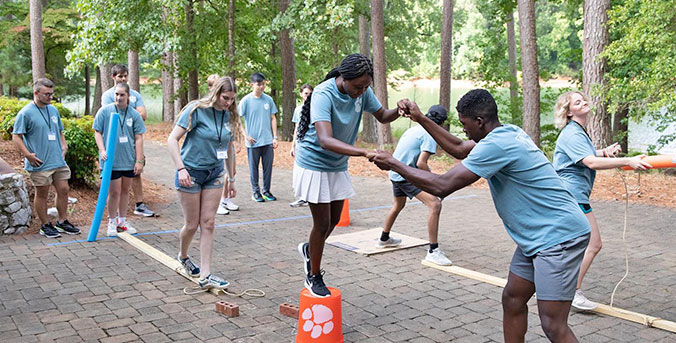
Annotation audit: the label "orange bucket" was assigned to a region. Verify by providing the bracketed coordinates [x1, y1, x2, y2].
[336, 199, 350, 227]
[621, 154, 676, 170]
[296, 287, 344, 343]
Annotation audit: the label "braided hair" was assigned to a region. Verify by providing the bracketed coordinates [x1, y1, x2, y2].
[296, 54, 374, 141]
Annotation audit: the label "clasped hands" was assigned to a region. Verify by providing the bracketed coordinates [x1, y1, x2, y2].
[365, 99, 422, 171]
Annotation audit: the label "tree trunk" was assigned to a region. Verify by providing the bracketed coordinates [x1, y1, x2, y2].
[92, 66, 103, 115]
[612, 106, 628, 153]
[162, 51, 175, 122]
[228, 0, 235, 79]
[583, 0, 611, 148]
[439, 0, 454, 114]
[100, 63, 114, 92]
[0, 74, 4, 95]
[174, 53, 187, 116]
[371, 0, 392, 146]
[185, 0, 199, 101]
[332, 27, 340, 67]
[506, 11, 520, 125]
[517, 0, 540, 147]
[128, 50, 140, 92]
[359, 14, 378, 144]
[279, 0, 296, 142]
[29, 0, 46, 82]
[85, 65, 91, 116]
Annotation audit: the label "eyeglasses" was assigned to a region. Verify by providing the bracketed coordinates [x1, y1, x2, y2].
[40, 92, 54, 97]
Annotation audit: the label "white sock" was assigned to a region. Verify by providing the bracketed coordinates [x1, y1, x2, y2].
[119, 217, 126, 226]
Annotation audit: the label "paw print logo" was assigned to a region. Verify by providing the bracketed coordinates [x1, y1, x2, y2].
[301, 304, 334, 339]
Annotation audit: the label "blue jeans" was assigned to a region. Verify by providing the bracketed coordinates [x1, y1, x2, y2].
[247, 144, 274, 193]
[174, 165, 225, 193]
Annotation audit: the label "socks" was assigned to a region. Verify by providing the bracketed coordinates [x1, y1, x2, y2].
[429, 243, 439, 253]
[119, 217, 126, 226]
[380, 231, 390, 242]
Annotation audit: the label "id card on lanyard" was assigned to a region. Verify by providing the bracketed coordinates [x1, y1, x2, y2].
[213, 108, 227, 159]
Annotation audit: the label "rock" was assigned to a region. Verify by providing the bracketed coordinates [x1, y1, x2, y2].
[0, 216, 8, 232]
[10, 208, 30, 226]
[13, 226, 27, 234]
[3, 227, 15, 234]
[0, 173, 15, 182]
[0, 193, 16, 206]
[5, 201, 21, 213]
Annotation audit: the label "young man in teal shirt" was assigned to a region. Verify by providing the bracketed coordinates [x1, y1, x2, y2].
[238, 72, 279, 202]
[12, 78, 80, 238]
[102, 64, 154, 217]
[371, 89, 590, 342]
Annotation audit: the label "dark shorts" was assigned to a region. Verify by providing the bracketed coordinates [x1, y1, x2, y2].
[579, 203, 592, 214]
[174, 165, 225, 193]
[509, 233, 590, 301]
[391, 180, 422, 199]
[110, 170, 137, 180]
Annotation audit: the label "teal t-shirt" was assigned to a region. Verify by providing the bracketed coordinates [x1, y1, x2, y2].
[238, 93, 277, 148]
[176, 103, 232, 170]
[93, 104, 146, 171]
[12, 102, 67, 172]
[295, 78, 382, 172]
[553, 121, 597, 204]
[292, 105, 303, 123]
[461, 124, 590, 256]
[101, 87, 145, 110]
[389, 125, 437, 182]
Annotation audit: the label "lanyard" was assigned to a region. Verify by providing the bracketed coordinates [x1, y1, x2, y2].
[115, 105, 129, 132]
[212, 108, 226, 148]
[571, 120, 592, 140]
[34, 102, 51, 131]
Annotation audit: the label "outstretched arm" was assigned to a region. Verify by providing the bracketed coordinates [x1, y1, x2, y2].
[371, 107, 400, 124]
[404, 100, 475, 159]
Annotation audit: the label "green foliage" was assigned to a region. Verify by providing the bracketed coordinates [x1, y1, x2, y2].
[62, 116, 98, 186]
[0, 97, 73, 140]
[539, 123, 559, 161]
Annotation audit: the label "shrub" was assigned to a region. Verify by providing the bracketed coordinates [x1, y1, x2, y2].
[62, 117, 98, 186]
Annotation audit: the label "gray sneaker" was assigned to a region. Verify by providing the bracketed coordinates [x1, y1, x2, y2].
[375, 237, 402, 248]
[134, 203, 155, 217]
[177, 253, 200, 278]
[290, 199, 308, 208]
[198, 274, 230, 290]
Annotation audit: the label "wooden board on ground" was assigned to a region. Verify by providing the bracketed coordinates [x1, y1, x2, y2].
[326, 227, 428, 255]
[421, 259, 676, 333]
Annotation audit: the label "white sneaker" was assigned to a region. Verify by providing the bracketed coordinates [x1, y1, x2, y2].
[425, 248, 452, 266]
[106, 221, 118, 237]
[572, 289, 597, 311]
[117, 221, 137, 234]
[216, 204, 230, 215]
[375, 237, 402, 248]
[222, 198, 239, 211]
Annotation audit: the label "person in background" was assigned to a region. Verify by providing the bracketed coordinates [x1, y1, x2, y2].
[289, 83, 313, 208]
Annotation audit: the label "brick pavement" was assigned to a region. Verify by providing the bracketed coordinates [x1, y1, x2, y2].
[1, 140, 675, 342]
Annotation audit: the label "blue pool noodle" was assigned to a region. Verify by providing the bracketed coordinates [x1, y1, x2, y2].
[87, 113, 119, 242]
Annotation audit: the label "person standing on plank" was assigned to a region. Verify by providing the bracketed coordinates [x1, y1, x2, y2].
[371, 89, 591, 342]
[552, 91, 651, 310]
[12, 78, 81, 238]
[167, 77, 240, 290]
[375, 104, 452, 266]
[93, 82, 146, 237]
[295, 54, 406, 297]
[101, 64, 155, 217]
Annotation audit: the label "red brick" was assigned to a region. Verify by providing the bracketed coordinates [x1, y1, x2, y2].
[215, 301, 239, 317]
[279, 303, 299, 319]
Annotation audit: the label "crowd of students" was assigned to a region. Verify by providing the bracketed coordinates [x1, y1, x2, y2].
[12, 53, 645, 342]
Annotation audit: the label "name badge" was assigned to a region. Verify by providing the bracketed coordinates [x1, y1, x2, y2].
[48, 133, 56, 141]
[217, 148, 228, 160]
[119, 136, 129, 143]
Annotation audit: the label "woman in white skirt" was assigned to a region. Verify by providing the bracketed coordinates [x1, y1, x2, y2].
[295, 54, 405, 297]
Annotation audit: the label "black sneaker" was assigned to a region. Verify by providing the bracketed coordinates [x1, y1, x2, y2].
[252, 192, 265, 202]
[305, 272, 330, 298]
[54, 219, 81, 235]
[262, 191, 277, 201]
[40, 223, 61, 238]
[298, 242, 311, 275]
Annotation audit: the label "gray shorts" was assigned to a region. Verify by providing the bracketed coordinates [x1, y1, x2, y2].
[509, 233, 590, 301]
[391, 180, 422, 199]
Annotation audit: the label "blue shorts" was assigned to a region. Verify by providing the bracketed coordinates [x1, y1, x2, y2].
[579, 203, 592, 214]
[175, 165, 225, 193]
[391, 180, 422, 199]
[509, 233, 590, 301]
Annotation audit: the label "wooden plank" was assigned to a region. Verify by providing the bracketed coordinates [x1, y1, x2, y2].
[326, 227, 428, 255]
[117, 232, 220, 295]
[421, 260, 676, 333]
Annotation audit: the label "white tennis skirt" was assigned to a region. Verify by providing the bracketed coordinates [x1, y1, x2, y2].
[293, 163, 354, 204]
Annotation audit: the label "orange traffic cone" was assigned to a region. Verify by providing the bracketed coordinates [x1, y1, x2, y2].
[296, 288, 344, 343]
[336, 199, 350, 227]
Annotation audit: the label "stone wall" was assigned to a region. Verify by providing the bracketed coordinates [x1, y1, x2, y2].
[0, 173, 31, 234]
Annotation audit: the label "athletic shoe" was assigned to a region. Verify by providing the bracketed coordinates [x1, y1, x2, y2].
[305, 271, 330, 298]
[54, 219, 81, 235]
[425, 248, 452, 266]
[117, 221, 138, 234]
[290, 199, 308, 208]
[375, 237, 402, 248]
[252, 192, 265, 202]
[216, 204, 230, 215]
[222, 198, 239, 211]
[262, 191, 277, 201]
[177, 253, 200, 278]
[133, 203, 155, 217]
[106, 221, 118, 237]
[40, 223, 61, 238]
[198, 274, 230, 290]
[298, 242, 311, 276]
[572, 289, 597, 311]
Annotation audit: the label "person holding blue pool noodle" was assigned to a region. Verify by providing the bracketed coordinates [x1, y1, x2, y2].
[93, 83, 146, 237]
[552, 91, 651, 310]
[167, 76, 240, 290]
[294, 54, 407, 298]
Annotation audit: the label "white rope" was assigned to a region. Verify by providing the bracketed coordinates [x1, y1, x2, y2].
[174, 267, 266, 297]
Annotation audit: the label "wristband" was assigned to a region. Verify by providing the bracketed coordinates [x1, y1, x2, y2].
[178, 167, 186, 172]
[228, 177, 235, 182]
[273, 136, 278, 140]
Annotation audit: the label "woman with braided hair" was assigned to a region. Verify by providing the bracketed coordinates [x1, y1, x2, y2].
[295, 53, 406, 297]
